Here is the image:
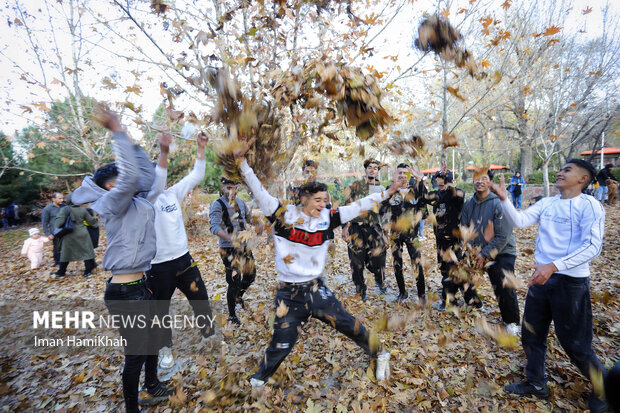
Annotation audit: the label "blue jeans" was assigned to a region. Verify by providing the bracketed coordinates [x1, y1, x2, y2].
[418, 219, 425, 237]
[511, 193, 522, 209]
[596, 185, 608, 201]
[522, 274, 604, 386]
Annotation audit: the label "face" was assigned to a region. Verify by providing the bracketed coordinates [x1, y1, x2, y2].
[516, 172, 520, 177]
[366, 163, 379, 181]
[436, 176, 445, 190]
[302, 191, 328, 218]
[556, 163, 590, 190]
[52, 194, 65, 206]
[395, 167, 408, 187]
[223, 183, 238, 199]
[302, 166, 317, 182]
[474, 174, 491, 194]
[32, 233, 40, 239]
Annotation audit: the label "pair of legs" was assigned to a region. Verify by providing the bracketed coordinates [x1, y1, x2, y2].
[521, 274, 605, 387]
[252, 278, 374, 382]
[511, 193, 523, 209]
[56, 258, 96, 276]
[52, 237, 61, 266]
[146, 252, 215, 347]
[104, 278, 161, 413]
[347, 223, 386, 298]
[435, 232, 480, 306]
[486, 254, 520, 324]
[391, 237, 425, 299]
[219, 247, 256, 321]
[595, 185, 608, 202]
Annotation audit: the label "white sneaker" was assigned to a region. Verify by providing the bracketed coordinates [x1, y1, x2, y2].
[418, 236, 426, 240]
[158, 346, 175, 370]
[505, 323, 520, 336]
[250, 378, 265, 388]
[376, 351, 391, 381]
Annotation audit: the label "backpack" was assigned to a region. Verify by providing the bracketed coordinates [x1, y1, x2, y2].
[216, 198, 246, 234]
[53, 206, 74, 238]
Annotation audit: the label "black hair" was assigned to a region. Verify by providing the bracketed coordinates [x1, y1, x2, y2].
[302, 159, 317, 172]
[566, 158, 596, 186]
[364, 159, 381, 169]
[435, 173, 447, 181]
[605, 163, 614, 169]
[487, 169, 494, 180]
[397, 163, 410, 169]
[298, 181, 328, 199]
[220, 176, 238, 185]
[93, 163, 119, 189]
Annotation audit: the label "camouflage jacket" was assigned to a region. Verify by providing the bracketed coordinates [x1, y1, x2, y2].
[345, 178, 386, 227]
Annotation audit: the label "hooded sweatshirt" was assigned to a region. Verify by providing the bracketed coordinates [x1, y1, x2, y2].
[72, 132, 159, 275]
[460, 191, 516, 258]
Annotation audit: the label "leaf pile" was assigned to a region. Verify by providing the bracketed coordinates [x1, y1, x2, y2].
[271, 58, 392, 140]
[209, 68, 286, 183]
[415, 14, 479, 78]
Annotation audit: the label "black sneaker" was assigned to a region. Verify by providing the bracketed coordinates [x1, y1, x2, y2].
[83, 272, 93, 278]
[138, 382, 174, 405]
[227, 315, 241, 325]
[396, 292, 408, 302]
[505, 382, 549, 399]
[51, 272, 65, 279]
[588, 392, 608, 413]
[236, 297, 246, 310]
[376, 283, 387, 295]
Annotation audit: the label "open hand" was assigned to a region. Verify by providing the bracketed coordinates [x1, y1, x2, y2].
[489, 175, 508, 201]
[234, 135, 256, 162]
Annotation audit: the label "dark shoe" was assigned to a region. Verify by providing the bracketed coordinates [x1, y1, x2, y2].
[588, 392, 608, 413]
[138, 382, 174, 405]
[433, 300, 446, 311]
[227, 315, 241, 325]
[51, 272, 64, 279]
[376, 283, 387, 294]
[505, 382, 549, 399]
[396, 292, 408, 302]
[355, 285, 367, 302]
[236, 297, 246, 310]
[83, 272, 93, 278]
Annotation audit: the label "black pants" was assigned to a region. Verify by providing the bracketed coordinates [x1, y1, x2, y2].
[252, 278, 373, 381]
[219, 247, 256, 318]
[522, 274, 605, 387]
[57, 258, 96, 276]
[392, 237, 425, 297]
[52, 237, 61, 266]
[104, 278, 159, 413]
[146, 252, 214, 348]
[347, 223, 386, 291]
[486, 254, 519, 324]
[435, 232, 479, 304]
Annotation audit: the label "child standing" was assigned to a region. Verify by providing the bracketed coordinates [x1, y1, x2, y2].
[21, 228, 49, 269]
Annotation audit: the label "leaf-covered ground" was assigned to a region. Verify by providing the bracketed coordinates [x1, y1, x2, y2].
[0, 204, 618, 412]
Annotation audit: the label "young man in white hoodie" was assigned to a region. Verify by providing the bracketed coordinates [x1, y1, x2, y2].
[234, 145, 405, 388]
[146, 131, 216, 370]
[490, 159, 608, 413]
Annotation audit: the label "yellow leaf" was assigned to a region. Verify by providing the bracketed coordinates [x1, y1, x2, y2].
[582, 6, 592, 15]
[124, 85, 142, 95]
[481, 59, 490, 69]
[543, 25, 562, 36]
[213, 293, 221, 301]
[276, 300, 289, 318]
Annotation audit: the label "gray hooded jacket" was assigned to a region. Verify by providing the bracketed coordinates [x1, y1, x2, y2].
[460, 191, 516, 258]
[72, 132, 159, 275]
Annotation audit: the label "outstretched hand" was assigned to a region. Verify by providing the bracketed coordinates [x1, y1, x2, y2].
[489, 174, 508, 201]
[159, 131, 172, 154]
[197, 131, 209, 147]
[98, 109, 123, 132]
[234, 135, 256, 162]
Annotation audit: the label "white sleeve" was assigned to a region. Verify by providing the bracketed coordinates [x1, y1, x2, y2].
[553, 198, 605, 272]
[169, 159, 206, 202]
[500, 197, 546, 228]
[338, 191, 388, 224]
[239, 160, 279, 217]
[147, 166, 167, 204]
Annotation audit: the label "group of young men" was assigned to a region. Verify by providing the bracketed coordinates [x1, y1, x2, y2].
[68, 110, 612, 412]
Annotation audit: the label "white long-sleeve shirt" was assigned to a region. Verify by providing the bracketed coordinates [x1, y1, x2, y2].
[240, 160, 390, 283]
[500, 194, 604, 278]
[151, 159, 206, 264]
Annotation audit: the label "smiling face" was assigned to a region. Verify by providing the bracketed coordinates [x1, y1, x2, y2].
[366, 162, 380, 181]
[474, 173, 492, 195]
[556, 163, 591, 191]
[301, 191, 328, 218]
[302, 165, 317, 183]
[222, 183, 238, 199]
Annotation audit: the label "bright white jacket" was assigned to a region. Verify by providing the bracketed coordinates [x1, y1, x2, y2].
[500, 194, 604, 278]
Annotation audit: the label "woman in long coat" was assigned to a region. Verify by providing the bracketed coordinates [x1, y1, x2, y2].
[54, 193, 98, 278]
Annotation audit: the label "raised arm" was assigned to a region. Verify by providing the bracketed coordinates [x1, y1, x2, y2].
[147, 132, 171, 203]
[490, 175, 544, 228]
[239, 160, 279, 217]
[169, 131, 208, 202]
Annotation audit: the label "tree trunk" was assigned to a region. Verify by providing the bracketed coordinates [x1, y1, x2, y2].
[521, 142, 533, 177]
[542, 159, 550, 197]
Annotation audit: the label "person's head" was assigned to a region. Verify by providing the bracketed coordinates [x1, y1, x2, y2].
[302, 159, 318, 183]
[364, 159, 381, 181]
[51, 192, 65, 207]
[220, 177, 239, 199]
[605, 163, 613, 170]
[557, 159, 596, 191]
[515, 171, 521, 177]
[298, 181, 328, 218]
[474, 170, 494, 196]
[435, 173, 447, 190]
[93, 163, 119, 190]
[28, 228, 40, 239]
[395, 163, 409, 185]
